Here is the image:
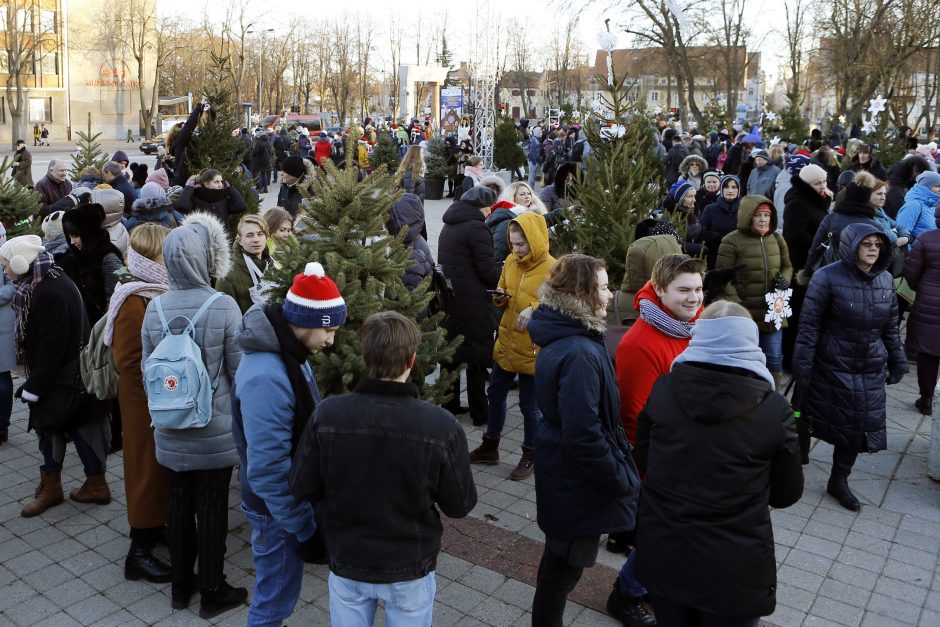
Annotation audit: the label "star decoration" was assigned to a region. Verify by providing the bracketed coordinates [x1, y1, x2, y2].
[868, 95, 887, 115]
[862, 119, 877, 135]
[764, 289, 793, 331]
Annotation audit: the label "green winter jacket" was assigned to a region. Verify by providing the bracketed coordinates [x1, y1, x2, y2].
[217, 243, 272, 315]
[610, 234, 683, 325]
[716, 195, 793, 331]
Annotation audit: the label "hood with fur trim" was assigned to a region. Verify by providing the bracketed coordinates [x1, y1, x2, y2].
[163, 212, 232, 290]
[529, 282, 607, 344]
[131, 196, 175, 217]
[679, 154, 708, 179]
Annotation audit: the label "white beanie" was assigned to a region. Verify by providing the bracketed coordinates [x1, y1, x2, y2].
[0, 235, 46, 275]
[798, 163, 828, 185]
[42, 210, 65, 240]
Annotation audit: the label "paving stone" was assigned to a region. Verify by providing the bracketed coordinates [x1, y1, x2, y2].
[882, 559, 932, 587]
[861, 611, 918, 627]
[42, 578, 98, 610]
[436, 553, 475, 581]
[64, 593, 122, 624]
[92, 609, 147, 627]
[874, 576, 929, 605]
[437, 581, 487, 614]
[82, 562, 128, 593]
[828, 562, 880, 591]
[493, 578, 536, 610]
[764, 604, 807, 626]
[568, 606, 620, 626]
[59, 549, 110, 578]
[809, 595, 865, 626]
[837, 546, 887, 574]
[919, 608, 940, 626]
[866, 591, 922, 624]
[4, 547, 54, 577]
[459, 564, 507, 595]
[804, 519, 850, 544]
[777, 564, 825, 593]
[776, 581, 818, 609]
[842, 530, 893, 558]
[33, 612, 84, 627]
[796, 533, 843, 560]
[432, 601, 466, 625]
[4, 594, 60, 626]
[818, 577, 872, 608]
[785, 548, 836, 575]
[470, 597, 525, 626]
[893, 528, 940, 554]
[125, 591, 175, 624]
[888, 542, 938, 572]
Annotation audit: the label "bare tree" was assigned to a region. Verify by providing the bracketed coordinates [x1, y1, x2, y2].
[507, 18, 536, 115]
[388, 18, 403, 117]
[783, 0, 807, 110]
[324, 18, 355, 125]
[4, 0, 60, 146]
[548, 19, 579, 107]
[708, 0, 753, 123]
[354, 16, 376, 121]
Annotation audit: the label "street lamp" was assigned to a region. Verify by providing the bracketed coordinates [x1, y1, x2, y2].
[248, 28, 275, 120]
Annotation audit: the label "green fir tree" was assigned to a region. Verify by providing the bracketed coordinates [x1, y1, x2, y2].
[493, 117, 525, 172]
[424, 136, 450, 180]
[69, 115, 111, 181]
[263, 161, 461, 404]
[555, 73, 664, 285]
[369, 131, 401, 174]
[0, 156, 42, 233]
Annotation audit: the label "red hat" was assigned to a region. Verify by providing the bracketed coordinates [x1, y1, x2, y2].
[282, 262, 347, 328]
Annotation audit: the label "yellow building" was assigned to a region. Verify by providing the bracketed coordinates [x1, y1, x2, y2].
[0, 0, 155, 144]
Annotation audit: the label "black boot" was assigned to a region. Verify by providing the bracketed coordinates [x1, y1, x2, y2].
[606, 582, 656, 626]
[199, 580, 248, 619]
[125, 539, 172, 583]
[827, 447, 861, 511]
[915, 395, 934, 416]
[606, 531, 632, 554]
[171, 576, 197, 610]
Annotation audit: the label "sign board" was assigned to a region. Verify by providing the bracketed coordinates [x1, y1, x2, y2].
[440, 88, 464, 131]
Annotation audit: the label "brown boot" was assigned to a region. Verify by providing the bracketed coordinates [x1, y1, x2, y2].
[509, 447, 535, 481]
[772, 372, 782, 393]
[69, 474, 112, 505]
[469, 435, 500, 465]
[21, 470, 64, 518]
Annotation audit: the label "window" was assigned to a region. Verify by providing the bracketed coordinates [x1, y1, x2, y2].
[28, 97, 51, 122]
[511, 89, 521, 96]
[0, 50, 7, 73]
[0, 98, 5, 124]
[38, 52, 57, 75]
[39, 10, 55, 33]
[651, 92, 659, 101]
[15, 8, 31, 32]
[0, 8, 7, 28]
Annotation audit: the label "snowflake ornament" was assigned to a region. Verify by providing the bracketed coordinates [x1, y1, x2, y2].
[764, 288, 793, 331]
[868, 95, 887, 115]
[653, 106, 662, 115]
[598, 32, 618, 53]
[862, 119, 877, 135]
[765, 111, 778, 122]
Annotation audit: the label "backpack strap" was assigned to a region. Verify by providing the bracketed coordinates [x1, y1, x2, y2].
[186, 292, 225, 336]
[154, 296, 171, 335]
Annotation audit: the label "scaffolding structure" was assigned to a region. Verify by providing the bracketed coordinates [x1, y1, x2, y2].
[470, 0, 498, 171]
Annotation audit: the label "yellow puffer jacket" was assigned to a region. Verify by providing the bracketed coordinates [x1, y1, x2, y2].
[493, 211, 556, 375]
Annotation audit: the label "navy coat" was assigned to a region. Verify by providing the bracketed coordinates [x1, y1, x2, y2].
[528, 287, 640, 539]
[904, 229, 940, 357]
[793, 223, 907, 453]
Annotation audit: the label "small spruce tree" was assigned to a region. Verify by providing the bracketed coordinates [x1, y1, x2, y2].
[424, 136, 450, 180]
[263, 161, 461, 403]
[555, 73, 664, 285]
[493, 117, 525, 172]
[70, 114, 111, 181]
[0, 156, 42, 233]
[370, 131, 401, 174]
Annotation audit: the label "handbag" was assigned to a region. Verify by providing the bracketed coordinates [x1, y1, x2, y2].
[889, 245, 908, 279]
[605, 294, 634, 363]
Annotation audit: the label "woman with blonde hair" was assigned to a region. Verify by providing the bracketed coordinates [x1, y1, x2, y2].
[500, 181, 548, 215]
[396, 145, 426, 201]
[217, 214, 272, 314]
[488, 181, 564, 260]
[105, 223, 173, 583]
[261, 208, 295, 242]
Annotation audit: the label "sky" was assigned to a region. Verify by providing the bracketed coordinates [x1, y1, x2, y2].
[155, 0, 791, 85]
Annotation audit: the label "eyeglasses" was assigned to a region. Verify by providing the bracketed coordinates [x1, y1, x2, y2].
[860, 241, 883, 249]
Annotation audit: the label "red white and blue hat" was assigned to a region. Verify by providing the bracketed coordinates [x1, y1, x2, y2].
[282, 262, 347, 328]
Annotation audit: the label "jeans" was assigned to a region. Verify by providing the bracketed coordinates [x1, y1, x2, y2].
[485, 364, 540, 448]
[0, 371, 11, 436]
[649, 596, 759, 627]
[328, 571, 436, 627]
[617, 549, 648, 598]
[528, 160, 539, 187]
[243, 504, 305, 626]
[39, 417, 109, 475]
[758, 329, 783, 373]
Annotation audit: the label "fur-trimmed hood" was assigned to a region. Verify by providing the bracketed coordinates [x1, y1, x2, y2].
[528, 282, 607, 349]
[131, 195, 175, 216]
[163, 212, 232, 289]
[679, 154, 708, 179]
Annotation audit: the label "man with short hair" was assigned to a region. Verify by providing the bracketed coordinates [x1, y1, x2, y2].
[291, 311, 477, 627]
[233, 262, 345, 626]
[102, 161, 136, 215]
[11, 140, 33, 188]
[277, 155, 310, 217]
[35, 160, 72, 218]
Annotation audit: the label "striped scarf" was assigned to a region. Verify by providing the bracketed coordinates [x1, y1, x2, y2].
[103, 248, 169, 346]
[638, 298, 694, 339]
[13, 252, 63, 364]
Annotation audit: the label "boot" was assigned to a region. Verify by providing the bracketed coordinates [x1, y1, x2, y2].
[915, 395, 934, 416]
[469, 435, 500, 465]
[125, 540, 172, 583]
[69, 474, 112, 505]
[827, 448, 860, 511]
[171, 573, 197, 610]
[772, 371, 782, 393]
[21, 470, 64, 517]
[509, 447, 535, 481]
[199, 580, 248, 619]
[605, 582, 657, 626]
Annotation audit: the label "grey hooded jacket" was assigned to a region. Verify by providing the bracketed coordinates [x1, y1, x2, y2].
[141, 212, 243, 471]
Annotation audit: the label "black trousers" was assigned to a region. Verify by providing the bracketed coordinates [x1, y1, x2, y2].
[165, 466, 233, 591]
[917, 353, 940, 398]
[649, 596, 759, 627]
[531, 536, 600, 626]
[831, 446, 859, 478]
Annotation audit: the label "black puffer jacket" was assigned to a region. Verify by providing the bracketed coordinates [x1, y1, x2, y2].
[885, 156, 930, 219]
[387, 193, 433, 291]
[804, 182, 880, 277]
[635, 362, 803, 618]
[783, 176, 831, 270]
[903, 229, 940, 357]
[793, 223, 907, 453]
[175, 184, 247, 225]
[437, 188, 502, 366]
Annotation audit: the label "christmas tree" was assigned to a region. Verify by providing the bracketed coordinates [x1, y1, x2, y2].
[493, 117, 526, 172]
[69, 114, 111, 181]
[264, 161, 461, 404]
[554, 67, 664, 285]
[369, 131, 401, 174]
[424, 136, 450, 180]
[0, 156, 42, 234]
[187, 54, 260, 217]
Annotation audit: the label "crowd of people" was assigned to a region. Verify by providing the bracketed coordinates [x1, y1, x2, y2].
[3, 108, 940, 627]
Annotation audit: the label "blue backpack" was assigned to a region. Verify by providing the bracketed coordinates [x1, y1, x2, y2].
[144, 292, 224, 430]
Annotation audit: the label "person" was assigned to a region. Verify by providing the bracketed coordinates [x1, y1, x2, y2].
[233, 262, 348, 626]
[140, 212, 247, 616]
[716, 196, 793, 389]
[170, 101, 210, 187]
[666, 181, 704, 256]
[635, 301, 804, 626]
[526, 254, 642, 626]
[678, 154, 707, 190]
[311, 131, 331, 166]
[848, 143, 887, 180]
[663, 136, 689, 187]
[59, 203, 125, 324]
[41, 210, 69, 255]
[457, 155, 485, 197]
[2, 236, 111, 517]
[11, 139, 33, 188]
[747, 148, 781, 198]
[261, 207, 295, 254]
[126, 128, 135, 143]
[35, 160, 73, 218]
[611, 225, 684, 327]
[437, 186, 502, 425]
[397, 145, 426, 201]
[175, 168, 247, 226]
[775, 154, 811, 221]
[277, 156, 316, 217]
[104, 224, 173, 584]
[125, 182, 185, 232]
[40, 124, 50, 146]
[33, 123, 40, 146]
[387, 193, 434, 292]
[783, 163, 832, 274]
[885, 155, 931, 218]
[527, 129, 542, 187]
[539, 162, 578, 212]
[251, 133, 274, 193]
[793, 223, 907, 511]
[700, 175, 741, 268]
[291, 310, 477, 627]
[868, 175, 912, 250]
[896, 170, 940, 241]
[469, 213, 555, 480]
[903, 228, 940, 415]
[102, 161, 138, 216]
[488, 181, 560, 261]
[217, 215, 273, 314]
[694, 168, 721, 212]
[0, 225, 13, 446]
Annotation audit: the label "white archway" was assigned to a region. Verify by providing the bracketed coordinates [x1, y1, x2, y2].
[398, 65, 449, 122]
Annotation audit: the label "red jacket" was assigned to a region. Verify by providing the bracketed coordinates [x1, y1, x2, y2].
[615, 281, 702, 444]
[314, 139, 333, 165]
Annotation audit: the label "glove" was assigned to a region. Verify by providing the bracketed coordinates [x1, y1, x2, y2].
[296, 529, 328, 564]
[886, 372, 904, 385]
[795, 269, 810, 287]
[774, 275, 790, 290]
